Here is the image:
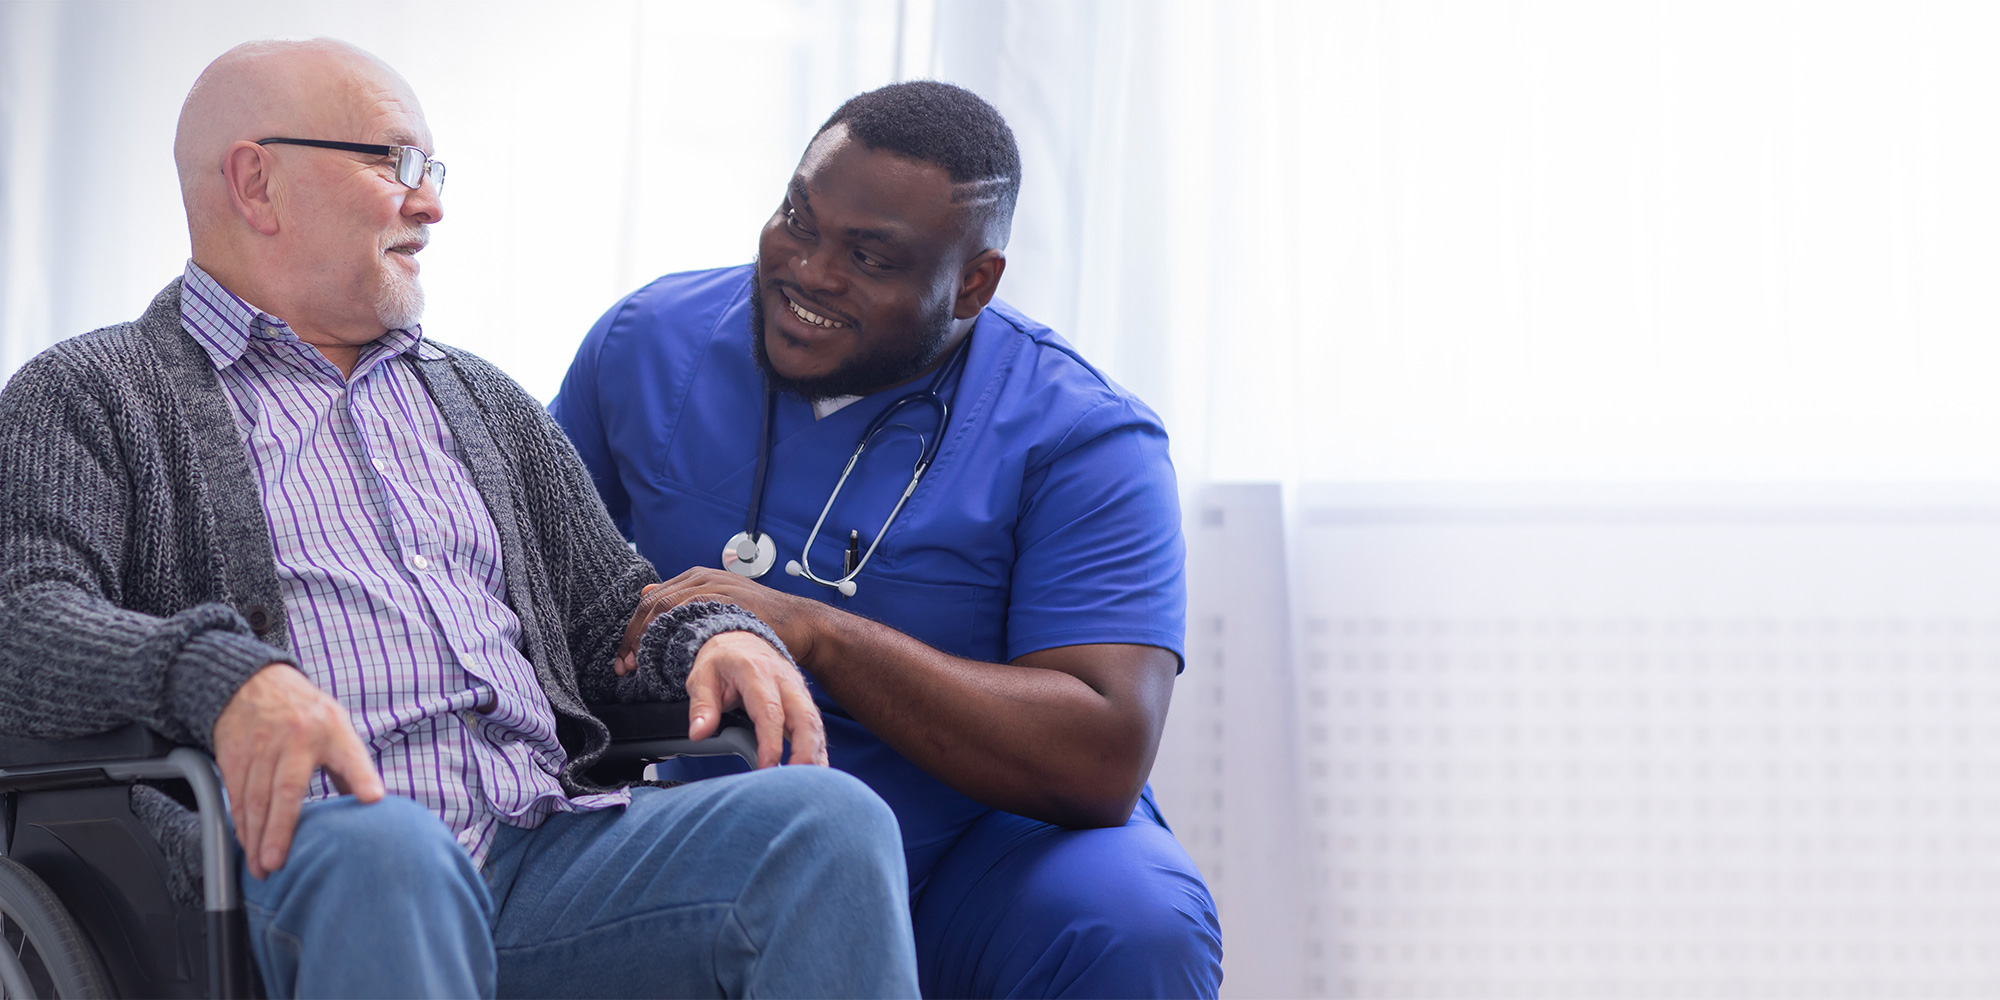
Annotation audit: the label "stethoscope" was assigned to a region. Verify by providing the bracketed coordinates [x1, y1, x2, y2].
[721, 336, 971, 597]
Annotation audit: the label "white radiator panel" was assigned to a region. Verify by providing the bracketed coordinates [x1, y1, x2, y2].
[1154, 483, 1308, 999]
[1155, 483, 2000, 999]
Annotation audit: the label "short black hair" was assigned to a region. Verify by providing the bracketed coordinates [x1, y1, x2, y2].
[815, 80, 1022, 249]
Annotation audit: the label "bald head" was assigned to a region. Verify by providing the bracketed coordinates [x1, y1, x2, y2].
[176, 40, 420, 223]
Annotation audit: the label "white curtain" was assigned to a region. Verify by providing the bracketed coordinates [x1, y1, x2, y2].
[0, 0, 911, 394]
[9, 2, 2000, 996]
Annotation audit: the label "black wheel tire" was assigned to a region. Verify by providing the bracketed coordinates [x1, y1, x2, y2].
[0, 856, 112, 999]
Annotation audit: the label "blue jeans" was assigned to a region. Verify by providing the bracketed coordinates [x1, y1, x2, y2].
[239, 768, 920, 998]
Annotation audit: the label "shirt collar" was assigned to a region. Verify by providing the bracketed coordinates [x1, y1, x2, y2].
[180, 260, 283, 370]
[178, 259, 440, 370]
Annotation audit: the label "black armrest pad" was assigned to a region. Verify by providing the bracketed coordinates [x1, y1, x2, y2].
[592, 701, 752, 742]
[0, 723, 183, 768]
[5, 711, 750, 768]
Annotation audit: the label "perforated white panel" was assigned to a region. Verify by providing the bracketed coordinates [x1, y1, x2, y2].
[1154, 483, 1306, 998]
[1153, 484, 2000, 999]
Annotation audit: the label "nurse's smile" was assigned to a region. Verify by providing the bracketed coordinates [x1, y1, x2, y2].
[752, 120, 995, 401]
[765, 284, 858, 375]
[783, 291, 848, 329]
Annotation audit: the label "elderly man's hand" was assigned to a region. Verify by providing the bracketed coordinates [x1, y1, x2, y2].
[685, 630, 828, 768]
[212, 663, 384, 879]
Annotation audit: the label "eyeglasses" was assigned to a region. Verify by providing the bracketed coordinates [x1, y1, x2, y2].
[256, 138, 447, 192]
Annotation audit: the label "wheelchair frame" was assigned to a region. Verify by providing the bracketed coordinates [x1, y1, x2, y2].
[0, 705, 756, 999]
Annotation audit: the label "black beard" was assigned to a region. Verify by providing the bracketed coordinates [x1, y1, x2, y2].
[749, 256, 954, 402]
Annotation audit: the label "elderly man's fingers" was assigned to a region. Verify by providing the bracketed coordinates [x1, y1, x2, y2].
[780, 672, 827, 766]
[235, 749, 276, 879]
[736, 668, 788, 769]
[685, 664, 724, 742]
[258, 750, 314, 875]
[323, 724, 385, 804]
[696, 631, 795, 769]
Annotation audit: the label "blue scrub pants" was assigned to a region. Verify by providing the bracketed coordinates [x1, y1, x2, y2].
[238, 768, 920, 998]
[912, 788, 1223, 999]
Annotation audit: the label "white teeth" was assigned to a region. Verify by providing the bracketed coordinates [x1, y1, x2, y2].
[787, 297, 845, 329]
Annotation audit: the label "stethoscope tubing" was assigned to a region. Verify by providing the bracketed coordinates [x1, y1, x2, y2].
[738, 335, 972, 596]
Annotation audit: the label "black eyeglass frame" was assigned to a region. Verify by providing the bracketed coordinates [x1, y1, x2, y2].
[256, 137, 446, 192]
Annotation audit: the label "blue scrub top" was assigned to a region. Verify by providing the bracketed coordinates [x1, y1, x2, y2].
[551, 265, 1186, 883]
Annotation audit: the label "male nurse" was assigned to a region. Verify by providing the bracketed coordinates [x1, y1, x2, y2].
[552, 81, 1222, 999]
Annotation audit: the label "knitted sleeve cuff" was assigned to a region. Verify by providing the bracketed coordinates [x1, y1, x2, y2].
[166, 624, 297, 751]
[632, 600, 792, 702]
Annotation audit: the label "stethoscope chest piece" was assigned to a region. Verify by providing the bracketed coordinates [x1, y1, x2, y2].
[722, 530, 777, 579]
[726, 334, 972, 598]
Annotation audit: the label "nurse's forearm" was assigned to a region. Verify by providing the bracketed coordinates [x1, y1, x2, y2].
[801, 612, 1177, 829]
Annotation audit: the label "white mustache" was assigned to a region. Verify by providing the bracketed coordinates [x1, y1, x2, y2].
[385, 225, 431, 252]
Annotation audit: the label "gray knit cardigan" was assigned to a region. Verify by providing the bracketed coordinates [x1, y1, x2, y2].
[0, 279, 780, 790]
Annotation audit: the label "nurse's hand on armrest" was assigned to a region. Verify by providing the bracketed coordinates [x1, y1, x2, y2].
[677, 629, 828, 769]
[212, 663, 385, 880]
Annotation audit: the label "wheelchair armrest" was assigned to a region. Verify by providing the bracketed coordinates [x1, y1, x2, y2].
[589, 701, 758, 776]
[592, 700, 755, 742]
[0, 723, 184, 770]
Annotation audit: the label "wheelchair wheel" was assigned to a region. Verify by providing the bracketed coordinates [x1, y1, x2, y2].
[0, 856, 111, 999]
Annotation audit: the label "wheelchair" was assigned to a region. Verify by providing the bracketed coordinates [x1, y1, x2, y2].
[0, 702, 756, 999]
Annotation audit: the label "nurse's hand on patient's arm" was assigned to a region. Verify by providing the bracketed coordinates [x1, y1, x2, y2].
[618, 569, 835, 669]
[684, 630, 829, 768]
[612, 576, 828, 767]
[212, 663, 384, 880]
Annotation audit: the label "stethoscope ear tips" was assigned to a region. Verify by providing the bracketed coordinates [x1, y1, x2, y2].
[837, 580, 858, 597]
[785, 560, 804, 577]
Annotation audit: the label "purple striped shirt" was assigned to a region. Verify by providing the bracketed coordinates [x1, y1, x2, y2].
[179, 260, 626, 865]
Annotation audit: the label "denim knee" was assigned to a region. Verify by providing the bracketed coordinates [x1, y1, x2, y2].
[721, 767, 906, 882]
[768, 766, 899, 835]
[242, 796, 496, 999]
[276, 795, 480, 900]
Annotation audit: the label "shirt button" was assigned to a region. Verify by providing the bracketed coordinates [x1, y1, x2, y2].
[408, 553, 430, 572]
[373, 458, 388, 475]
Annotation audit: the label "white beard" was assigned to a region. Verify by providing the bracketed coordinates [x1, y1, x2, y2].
[374, 264, 425, 331]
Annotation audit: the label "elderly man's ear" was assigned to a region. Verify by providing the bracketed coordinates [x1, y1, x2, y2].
[221, 140, 281, 236]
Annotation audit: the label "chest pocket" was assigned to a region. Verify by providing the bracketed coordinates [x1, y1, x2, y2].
[832, 571, 1003, 670]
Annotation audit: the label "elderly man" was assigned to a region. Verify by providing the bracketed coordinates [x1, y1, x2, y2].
[0, 39, 919, 998]
[554, 82, 1222, 998]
